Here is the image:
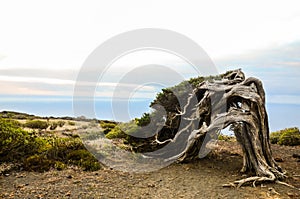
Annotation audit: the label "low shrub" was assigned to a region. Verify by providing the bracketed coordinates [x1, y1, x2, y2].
[24, 120, 49, 130]
[49, 122, 58, 130]
[23, 154, 54, 172]
[57, 120, 65, 127]
[0, 118, 101, 172]
[67, 149, 101, 171]
[100, 121, 117, 134]
[270, 131, 282, 144]
[270, 127, 300, 146]
[0, 118, 38, 162]
[218, 134, 235, 142]
[105, 125, 127, 139]
[68, 121, 76, 126]
[105, 121, 139, 140]
[135, 113, 150, 126]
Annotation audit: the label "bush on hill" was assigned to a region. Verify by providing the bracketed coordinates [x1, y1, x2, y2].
[270, 127, 300, 146]
[0, 118, 101, 172]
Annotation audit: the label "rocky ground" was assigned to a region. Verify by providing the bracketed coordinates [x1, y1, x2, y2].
[1, 141, 300, 199]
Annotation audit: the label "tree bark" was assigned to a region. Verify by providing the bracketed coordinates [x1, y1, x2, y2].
[152, 69, 286, 186]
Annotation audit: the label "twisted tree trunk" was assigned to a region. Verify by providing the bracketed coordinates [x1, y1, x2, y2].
[152, 69, 286, 186]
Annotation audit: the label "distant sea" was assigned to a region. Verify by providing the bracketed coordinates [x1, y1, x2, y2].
[0, 95, 299, 132]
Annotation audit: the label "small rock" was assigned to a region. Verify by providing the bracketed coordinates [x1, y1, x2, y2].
[4, 173, 10, 177]
[147, 183, 155, 188]
[67, 175, 73, 179]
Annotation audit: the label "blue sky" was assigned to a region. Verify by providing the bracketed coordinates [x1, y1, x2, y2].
[0, 1, 300, 131]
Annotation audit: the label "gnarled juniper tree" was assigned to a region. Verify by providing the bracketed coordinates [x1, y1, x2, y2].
[139, 69, 286, 186]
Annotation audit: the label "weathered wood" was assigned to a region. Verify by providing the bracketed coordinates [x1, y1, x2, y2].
[152, 69, 286, 186]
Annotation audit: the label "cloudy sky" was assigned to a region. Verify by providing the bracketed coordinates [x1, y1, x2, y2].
[0, 0, 300, 130]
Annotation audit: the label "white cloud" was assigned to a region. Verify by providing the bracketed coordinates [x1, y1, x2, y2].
[1, 0, 300, 70]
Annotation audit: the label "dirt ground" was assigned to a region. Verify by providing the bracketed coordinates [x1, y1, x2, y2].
[1, 141, 300, 199]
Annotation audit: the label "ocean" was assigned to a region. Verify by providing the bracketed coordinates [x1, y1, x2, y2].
[0, 96, 299, 132]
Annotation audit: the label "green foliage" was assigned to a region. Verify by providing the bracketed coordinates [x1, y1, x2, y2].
[270, 127, 300, 146]
[105, 121, 139, 140]
[0, 118, 101, 172]
[24, 120, 49, 130]
[100, 121, 117, 134]
[150, 72, 228, 114]
[105, 125, 127, 139]
[49, 122, 58, 130]
[24, 154, 54, 172]
[135, 113, 150, 126]
[0, 118, 37, 162]
[102, 70, 244, 151]
[68, 121, 76, 126]
[67, 149, 101, 171]
[270, 131, 282, 144]
[54, 161, 66, 170]
[218, 134, 235, 142]
[49, 120, 66, 130]
[57, 120, 65, 127]
[0, 111, 37, 120]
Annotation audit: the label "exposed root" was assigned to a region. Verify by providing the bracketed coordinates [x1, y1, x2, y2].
[275, 180, 300, 191]
[223, 177, 300, 192]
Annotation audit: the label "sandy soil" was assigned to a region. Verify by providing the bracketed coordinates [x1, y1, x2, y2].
[1, 141, 300, 199]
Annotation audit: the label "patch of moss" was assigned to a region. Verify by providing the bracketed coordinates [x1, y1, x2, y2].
[24, 154, 54, 172]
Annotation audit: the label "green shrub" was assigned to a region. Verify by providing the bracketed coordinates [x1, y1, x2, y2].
[105, 122, 139, 140]
[278, 128, 300, 146]
[218, 134, 235, 142]
[100, 121, 117, 134]
[57, 120, 65, 127]
[24, 120, 49, 130]
[68, 121, 76, 126]
[67, 149, 101, 171]
[0, 118, 101, 171]
[135, 113, 150, 126]
[54, 161, 66, 170]
[0, 119, 38, 162]
[49, 122, 58, 130]
[270, 131, 282, 144]
[270, 127, 300, 146]
[105, 125, 127, 139]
